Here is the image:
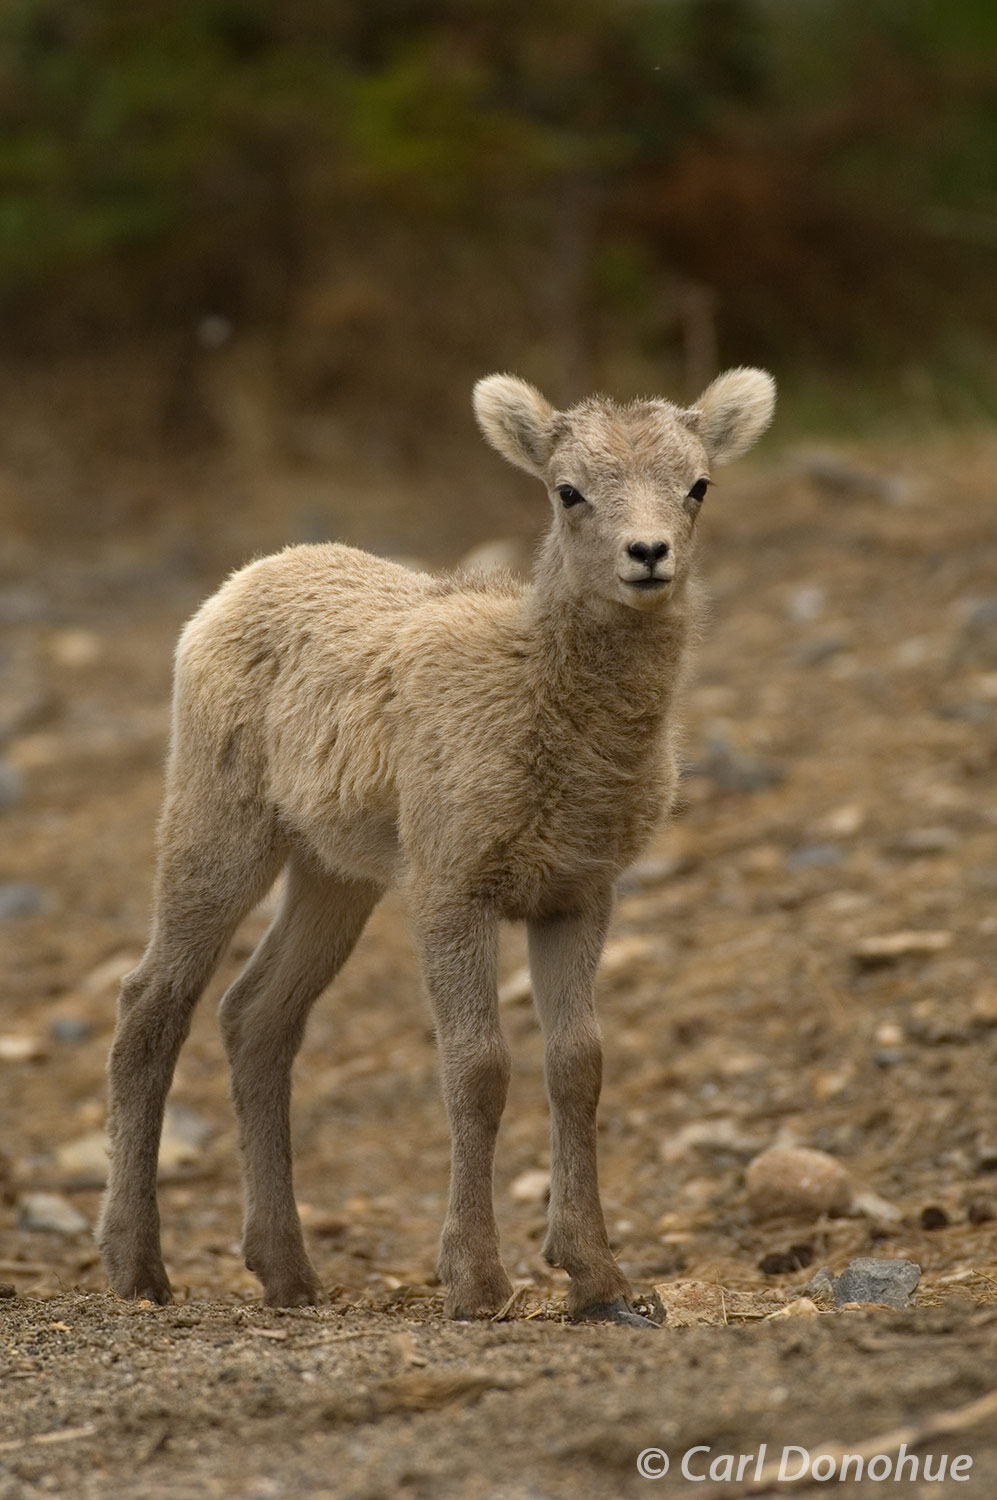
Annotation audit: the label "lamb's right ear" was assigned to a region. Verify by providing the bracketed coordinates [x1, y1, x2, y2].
[473, 375, 561, 476]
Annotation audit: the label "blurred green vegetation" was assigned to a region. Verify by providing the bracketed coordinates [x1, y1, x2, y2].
[0, 0, 994, 433]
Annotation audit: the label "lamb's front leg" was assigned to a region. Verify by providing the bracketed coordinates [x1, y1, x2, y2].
[528, 896, 659, 1327]
[415, 896, 513, 1319]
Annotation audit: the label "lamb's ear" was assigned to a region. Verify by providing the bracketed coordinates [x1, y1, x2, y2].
[473, 375, 561, 476]
[691, 367, 775, 464]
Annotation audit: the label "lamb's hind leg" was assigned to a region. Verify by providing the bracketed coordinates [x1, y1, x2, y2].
[98, 806, 284, 1304]
[414, 896, 512, 1319]
[219, 853, 382, 1307]
[528, 895, 658, 1326]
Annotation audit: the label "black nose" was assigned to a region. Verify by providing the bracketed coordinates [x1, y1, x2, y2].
[627, 541, 670, 567]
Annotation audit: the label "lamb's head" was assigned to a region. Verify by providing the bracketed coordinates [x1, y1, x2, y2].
[473, 369, 775, 613]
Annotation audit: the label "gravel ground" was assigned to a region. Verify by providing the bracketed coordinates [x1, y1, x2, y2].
[1, 433, 995, 1497]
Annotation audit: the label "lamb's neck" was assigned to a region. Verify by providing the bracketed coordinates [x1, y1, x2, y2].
[521, 552, 693, 727]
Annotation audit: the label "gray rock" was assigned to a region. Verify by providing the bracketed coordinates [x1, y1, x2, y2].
[663, 1117, 765, 1164]
[0, 883, 50, 921]
[872, 1047, 906, 1069]
[952, 594, 997, 669]
[686, 737, 784, 793]
[804, 1266, 837, 1305]
[795, 449, 909, 504]
[785, 843, 844, 871]
[0, 585, 50, 624]
[18, 1192, 90, 1235]
[50, 1015, 95, 1043]
[0, 760, 22, 812]
[794, 635, 850, 668]
[163, 1101, 214, 1149]
[806, 1256, 921, 1310]
[786, 584, 825, 624]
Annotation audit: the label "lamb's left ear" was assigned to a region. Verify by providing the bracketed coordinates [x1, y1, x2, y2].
[690, 367, 775, 464]
[473, 374, 561, 476]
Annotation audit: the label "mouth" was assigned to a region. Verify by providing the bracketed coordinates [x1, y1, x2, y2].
[619, 574, 672, 592]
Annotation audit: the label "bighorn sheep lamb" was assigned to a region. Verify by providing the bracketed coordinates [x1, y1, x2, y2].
[98, 367, 775, 1325]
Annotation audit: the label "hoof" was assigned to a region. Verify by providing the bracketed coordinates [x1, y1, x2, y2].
[573, 1296, 662, 1328]
[102, 1251, 173, 1305]
[444, 1272, 513, 1321]
[111, 1274, 173, 1305]
[261, 1275, 323, 1309]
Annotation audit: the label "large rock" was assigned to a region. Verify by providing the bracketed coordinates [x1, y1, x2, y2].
[746, 1146, 853, 1220]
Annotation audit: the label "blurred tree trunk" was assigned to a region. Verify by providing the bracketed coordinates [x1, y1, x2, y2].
[548, 171, 599, 403]
[680, 282, 719, 398]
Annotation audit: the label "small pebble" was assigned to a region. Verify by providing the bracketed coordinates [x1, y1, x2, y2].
[686, 737, 785, 793]
[850, 1187, 904, 1224]
[784, 843, 843, 871]
[797, 450, 908, 504]
[973, 1141, 997, 1173]
[458, 538, 527, 576]
[162, 1101, 214, 1149]
[0, 760, 22, 812]
[662, 1116, 764, 1163]
[804, 1267, 837, 1306]
[794, 636, 850, 667]
[47, 628, 102, 668]
[852, 930, 952, 967]
[617, 853, 692, 892]
[0, 883, 50, 921]
[54, 1132, 110, 1181]
[952, 593, 997, 669]
[50, 1016, 95, 1044]
[786, 584, 825, 623]
[0, 1283, 16, 1299]
[766, 1297, 820, 1321]
[818, 804, 865, 837]
[887, 827, 959, 857]
[81, 952, 141, 996]
[510, 1169, 551, 1205]
[746, 1146, 854, 1221]
[920, 1205, 949, 1231]
[0, 1034, 46, 1062]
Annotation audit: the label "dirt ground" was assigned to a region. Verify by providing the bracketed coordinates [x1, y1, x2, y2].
[1, 431, 996, 1498]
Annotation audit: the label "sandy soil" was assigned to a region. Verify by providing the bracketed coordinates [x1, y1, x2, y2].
[1, 434, 995, 1498]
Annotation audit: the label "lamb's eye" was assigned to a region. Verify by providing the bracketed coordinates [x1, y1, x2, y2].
[688, 478, 709, 503]
[556, 484, 586, 508]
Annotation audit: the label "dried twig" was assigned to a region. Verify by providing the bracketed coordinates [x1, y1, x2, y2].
[0, 1425, 96, 1453]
